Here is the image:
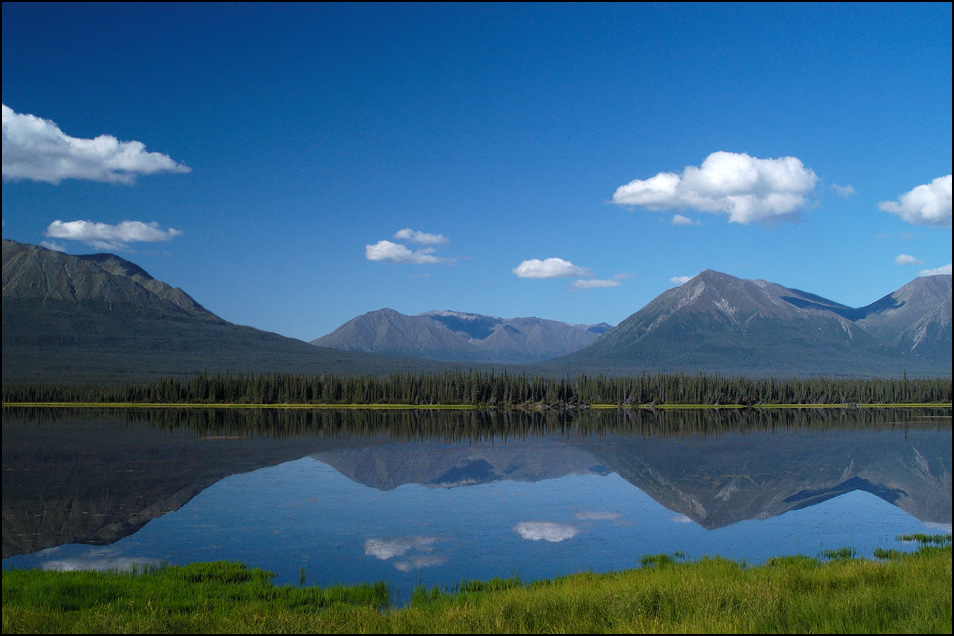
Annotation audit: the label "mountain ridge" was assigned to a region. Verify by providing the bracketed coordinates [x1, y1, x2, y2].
[2, 238, 950, 382]
[2, 239, 219, 320]
[311, 307, 612, 364]
[2, 239, 482, 384]
[533, 269, 951, 378]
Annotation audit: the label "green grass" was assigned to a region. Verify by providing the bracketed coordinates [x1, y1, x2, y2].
[3, 537, 950, 634]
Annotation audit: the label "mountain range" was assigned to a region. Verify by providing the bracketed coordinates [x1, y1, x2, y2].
[2, 238, 951, 383]
[533, 269, 951, 377]
[1, 239, 469, 384]
[311, 308, 611, 364]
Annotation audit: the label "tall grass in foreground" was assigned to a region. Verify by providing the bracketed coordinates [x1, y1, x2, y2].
[2, 536, 950, 634]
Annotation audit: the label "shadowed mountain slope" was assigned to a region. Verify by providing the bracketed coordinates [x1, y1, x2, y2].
[2, 238, 220, 320]
[4, 239, 949, 382]
[2, 240, 475, 384]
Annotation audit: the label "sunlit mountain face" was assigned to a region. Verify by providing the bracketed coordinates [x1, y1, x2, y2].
[543, 270, 952, 377]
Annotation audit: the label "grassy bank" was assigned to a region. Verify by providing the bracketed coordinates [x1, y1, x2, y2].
[3, 536, 950, 634]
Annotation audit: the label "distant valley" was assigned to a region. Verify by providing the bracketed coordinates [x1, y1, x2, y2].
[2, 239, 950, 384]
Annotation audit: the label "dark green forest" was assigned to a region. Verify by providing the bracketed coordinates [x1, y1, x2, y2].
[3, 370, 951, 407]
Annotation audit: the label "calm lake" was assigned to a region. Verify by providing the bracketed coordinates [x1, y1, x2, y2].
[2, 406, 950, 605]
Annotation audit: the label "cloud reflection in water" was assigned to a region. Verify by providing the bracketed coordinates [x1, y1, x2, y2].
[514, 521, 580, 542]
[365, 536, 446, 571]
[33, 546, 160, 573]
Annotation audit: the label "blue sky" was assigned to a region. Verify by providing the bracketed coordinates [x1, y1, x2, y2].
[3, 3, 951, 342]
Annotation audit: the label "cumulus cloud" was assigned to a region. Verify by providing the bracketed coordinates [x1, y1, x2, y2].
[365, 239, 452, 265]
[895, 254, 923, 266]
[670, 275, 692, 285]
[45, 219, 182, 251]
[571, 278, 621, 291]
[40, 240, 66, 252]
[2, 103, 190, 184]
[366, 229, 453, 265]
[671, 514, 693, 524]
[919, 264, 952, 277]
[878, 175, 952, 227]
[612, 151, 819, 224]
[514, 521, 579, 542]
[513, 258, 592, 279]
[393, 228, 448, 245]
[831, 183, 856, 198]
[671, 214, 699, 226]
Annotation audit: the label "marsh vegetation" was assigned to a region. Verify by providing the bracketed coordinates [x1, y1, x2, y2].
[2, 535, 950, 634]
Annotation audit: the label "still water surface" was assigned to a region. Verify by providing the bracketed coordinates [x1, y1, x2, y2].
[2, 407, 950, 605]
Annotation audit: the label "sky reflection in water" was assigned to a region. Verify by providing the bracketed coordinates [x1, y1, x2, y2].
[5, 443, 946, 606]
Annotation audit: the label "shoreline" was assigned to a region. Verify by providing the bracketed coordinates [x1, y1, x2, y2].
[3, 401, 952, 410]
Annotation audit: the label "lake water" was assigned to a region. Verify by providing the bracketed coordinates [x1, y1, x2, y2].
[2, 406, 950, 606]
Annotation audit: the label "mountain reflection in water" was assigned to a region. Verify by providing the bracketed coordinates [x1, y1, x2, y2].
[2, 406, 950, 600]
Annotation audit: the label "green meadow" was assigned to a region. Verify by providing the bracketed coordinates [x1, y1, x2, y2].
[3, 535, 950, 634]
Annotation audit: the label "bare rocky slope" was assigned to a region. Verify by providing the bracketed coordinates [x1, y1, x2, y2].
[533, 270, 952, 378]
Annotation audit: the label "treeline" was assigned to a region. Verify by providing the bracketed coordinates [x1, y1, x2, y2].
[3, 370, 951, 407]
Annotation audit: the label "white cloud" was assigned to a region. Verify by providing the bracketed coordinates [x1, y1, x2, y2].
[571, 278, 621, 290]
[365, 240, 451, 265]
[671, 514, 693, 524]
[393, 228, 448, 245]
[878, 175, 952, 227]
[919, 264, 952, 277]
[40, 240, 66, 252]
[2, 103, 190, 184]
[45, 219, 182, 251]
[514, 521, 579, 542]
[612, 151, 819, 224]
[513, 258, 592, 279]
[671, 214, 699, 226]
[894, 254, 923, 266]
[831, 183, 856, 198]
[670, 275, 691, 285]
[366, 229, 453, 265]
